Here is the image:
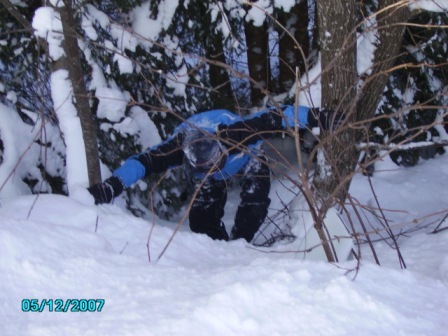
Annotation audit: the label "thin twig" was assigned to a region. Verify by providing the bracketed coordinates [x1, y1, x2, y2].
[432, 213, 448, 234]
[347, 194, 380, 265]
[366, 174, 406, 269]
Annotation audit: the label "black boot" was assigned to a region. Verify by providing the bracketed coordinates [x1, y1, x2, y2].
[191, 221, 229, 241]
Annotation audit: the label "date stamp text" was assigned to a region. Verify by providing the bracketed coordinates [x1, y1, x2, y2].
[21, 299, 105, 312]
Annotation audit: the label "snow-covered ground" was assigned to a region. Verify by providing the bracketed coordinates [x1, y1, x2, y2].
[1, 148, 447, 336]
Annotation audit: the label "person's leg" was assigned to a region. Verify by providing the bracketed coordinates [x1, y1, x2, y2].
[231, 156, 271, 242]
[189, 178, 229, 241]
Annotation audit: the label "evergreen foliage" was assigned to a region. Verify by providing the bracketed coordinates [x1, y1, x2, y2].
[0, 2, 65, 193]
[1, 0, 446, 219]
[374, 10, 448, 166]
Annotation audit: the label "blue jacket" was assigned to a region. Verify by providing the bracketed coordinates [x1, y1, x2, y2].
[113, 106, 310, 186]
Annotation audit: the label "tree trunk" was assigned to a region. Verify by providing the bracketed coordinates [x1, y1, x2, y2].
[2, 0, 102, 188]
[206, 29, 235, 110]
[313, 0, 410, 205]
[311, 0, 358, 262]
[356, 0, 410, 130]
[244, 2, 271, 108]
[59, 0, 101, 186]
[278, 0, 310, 92]
[198, 1, 235, 110]
[313, 0, 358, 204]
[311, 0, 410, 262]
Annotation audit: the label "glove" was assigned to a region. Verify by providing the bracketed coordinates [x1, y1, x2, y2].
[87, 176, 125, 204]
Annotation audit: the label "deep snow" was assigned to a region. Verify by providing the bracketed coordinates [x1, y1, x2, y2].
[1, 150, 447, 336]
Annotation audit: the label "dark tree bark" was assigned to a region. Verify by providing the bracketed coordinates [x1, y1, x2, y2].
[206, 30, 235, 110]
[198, 2, 235, 110]
[59, 0, 101, 186]
[277, 0, 310, 92]
[310, 0, 358, 262]
[313, 0, 358, 204]
[356, 0, 410, 130]
[313, 0, 410, 205]
[244, 1, 271, 108]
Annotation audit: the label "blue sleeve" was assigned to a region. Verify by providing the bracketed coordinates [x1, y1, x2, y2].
[113, 158, 146, 187]
[280, 105, 310, 128]
[112, 134, 184, 188]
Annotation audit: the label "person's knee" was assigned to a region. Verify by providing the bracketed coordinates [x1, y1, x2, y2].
[240, 178, 270, 203]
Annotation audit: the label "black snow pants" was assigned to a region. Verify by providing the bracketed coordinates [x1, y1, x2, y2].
[189, 156, 271, 242]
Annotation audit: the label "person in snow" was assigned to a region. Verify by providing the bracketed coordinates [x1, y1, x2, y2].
[88, 105, 337, 242]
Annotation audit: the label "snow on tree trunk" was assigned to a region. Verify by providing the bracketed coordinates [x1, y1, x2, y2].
[50, 69, 89, 193]
[32, 5, 94, 194]
[59, 0, 101, 187]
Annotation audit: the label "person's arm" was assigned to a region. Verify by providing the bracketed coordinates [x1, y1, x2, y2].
[88, 134, 184, 204]
[217, 105, 311, 150]
[114, 133, 184, 187]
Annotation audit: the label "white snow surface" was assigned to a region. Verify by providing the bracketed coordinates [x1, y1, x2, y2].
[1, 151, 448, 335]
